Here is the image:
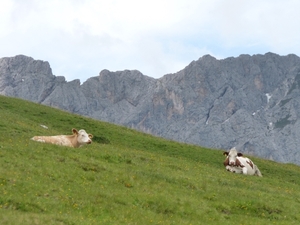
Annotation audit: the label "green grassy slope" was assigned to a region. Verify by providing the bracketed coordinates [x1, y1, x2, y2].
[1, 95, 300, 225]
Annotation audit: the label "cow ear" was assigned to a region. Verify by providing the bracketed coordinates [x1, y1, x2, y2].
[72, 128, 78, 135]
[223, 152, 229, 156]
[88, 134, 93, 139]
[237, 153, 243, 157]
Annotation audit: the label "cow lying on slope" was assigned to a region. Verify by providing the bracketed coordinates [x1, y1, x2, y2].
[31, 128, 93, 148]
[223, 147, 262, 177]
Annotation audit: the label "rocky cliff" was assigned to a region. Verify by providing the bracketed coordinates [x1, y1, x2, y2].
[1, 53, 300, 165]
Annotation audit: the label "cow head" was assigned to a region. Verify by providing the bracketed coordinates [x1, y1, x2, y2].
[72, 128, 93, 145]
[223, 147, 243, 167]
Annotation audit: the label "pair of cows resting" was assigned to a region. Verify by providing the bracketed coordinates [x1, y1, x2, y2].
[31, 129, 262, 176]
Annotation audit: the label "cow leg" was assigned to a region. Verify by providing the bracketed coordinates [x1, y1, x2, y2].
[226, 165, 234, 172]
[255, 166, 263, 177]
[242, 167, 248, 175]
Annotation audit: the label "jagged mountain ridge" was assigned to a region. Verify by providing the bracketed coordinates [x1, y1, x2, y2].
[1, 53, 300, 165]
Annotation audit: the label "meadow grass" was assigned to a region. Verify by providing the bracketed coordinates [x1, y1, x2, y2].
[1, 95, 300, 224]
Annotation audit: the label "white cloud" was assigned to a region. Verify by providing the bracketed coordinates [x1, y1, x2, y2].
[1, 0, 300, 82]
[210, 0, 300, 52]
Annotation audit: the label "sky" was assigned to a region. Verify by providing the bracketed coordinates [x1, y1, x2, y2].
[1, 0, 300, 82]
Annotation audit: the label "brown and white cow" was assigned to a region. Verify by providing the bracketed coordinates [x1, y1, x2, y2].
[31, 128, 93, 148]
[223, 147, 262, 177]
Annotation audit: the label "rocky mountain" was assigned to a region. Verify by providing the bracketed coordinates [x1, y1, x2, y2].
[1, 53, 300, 165]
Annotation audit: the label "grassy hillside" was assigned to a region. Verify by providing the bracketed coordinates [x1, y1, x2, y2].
[1, 95, 300, 225]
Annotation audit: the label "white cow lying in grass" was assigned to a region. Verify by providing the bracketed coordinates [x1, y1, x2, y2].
[31, 128, 93, 148]
[223, 147, 262, 177]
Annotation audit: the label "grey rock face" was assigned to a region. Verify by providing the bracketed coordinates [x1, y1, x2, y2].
[0, 55, 56, 102]
[2, 53, 300, 165]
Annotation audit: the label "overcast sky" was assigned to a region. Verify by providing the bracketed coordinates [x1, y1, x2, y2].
[1, 0, 300, 82]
